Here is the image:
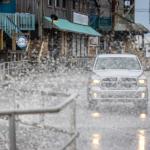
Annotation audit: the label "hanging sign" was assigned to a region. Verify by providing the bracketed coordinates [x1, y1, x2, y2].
[16, 35, 28, 48]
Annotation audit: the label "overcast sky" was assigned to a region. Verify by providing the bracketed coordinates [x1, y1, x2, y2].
[135, 0, 150, 30]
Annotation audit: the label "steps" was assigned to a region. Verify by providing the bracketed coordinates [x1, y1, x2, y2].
[0, 14, 21, 38]
[27, 39, 43, 61]
[27, 38, 49, 62]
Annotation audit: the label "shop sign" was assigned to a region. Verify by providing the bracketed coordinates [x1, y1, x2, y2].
[16, 35, 28, 48]
[73, 12, 88, 25]
[124, 0, 130, 6]
[89, 37, 99, 45]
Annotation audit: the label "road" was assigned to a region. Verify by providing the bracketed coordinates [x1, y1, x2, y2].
[76, 71, 150, 150]
[0, 70, 150, 150]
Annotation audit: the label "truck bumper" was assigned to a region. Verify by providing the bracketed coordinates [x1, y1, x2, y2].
[88, 87, 148, 103]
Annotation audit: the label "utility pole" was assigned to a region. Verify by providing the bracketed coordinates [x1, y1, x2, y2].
[149, 0, 150, 24]
[112, 0, 116, 31]
[38, 0, 43, 39]
[0, 29, 3, 50]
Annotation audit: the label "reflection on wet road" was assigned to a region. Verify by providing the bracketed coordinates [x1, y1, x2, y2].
[138, 129, 146, 150]
[76, 72, 150, 150]
[77, 104, 150, 150]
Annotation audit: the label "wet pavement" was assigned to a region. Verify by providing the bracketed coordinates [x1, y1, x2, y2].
[77, 104, 150, 150]
[0, 70, 149, 150]
[76, 72, 150, 150]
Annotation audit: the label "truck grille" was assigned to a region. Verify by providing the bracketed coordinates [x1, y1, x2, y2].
[101, 77, 137, 90]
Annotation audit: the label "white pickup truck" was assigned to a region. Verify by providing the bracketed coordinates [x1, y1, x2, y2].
[88, 54, 148, 111]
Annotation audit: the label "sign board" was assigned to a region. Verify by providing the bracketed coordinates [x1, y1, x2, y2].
[16, 35, 28, 48]
[124, 0, 130, 6]
[73, 12, 88, 25]
[89, 37, 99, 45]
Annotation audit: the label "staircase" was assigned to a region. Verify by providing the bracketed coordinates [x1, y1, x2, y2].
[0, 13, 22, 39]
[27, 39, 43, 61]
[27, 38, 49, 62]
[0, 13, 35, 60]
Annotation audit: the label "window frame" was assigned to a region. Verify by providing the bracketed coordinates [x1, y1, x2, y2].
[48, 0, 53, 6]
[62, 0, 66, 8]
[55, 0, 60, 7]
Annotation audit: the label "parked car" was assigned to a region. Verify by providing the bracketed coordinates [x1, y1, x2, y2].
[87, 54, 148, 111]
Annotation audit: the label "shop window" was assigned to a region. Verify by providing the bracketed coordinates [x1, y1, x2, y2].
[0, 0, 10, 3]
[62, 0, 66, 8]
[48, 0, 53, 6]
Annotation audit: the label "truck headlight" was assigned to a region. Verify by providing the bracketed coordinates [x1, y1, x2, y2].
[138, 79, 147, 86]
[91, 79, 101, 85]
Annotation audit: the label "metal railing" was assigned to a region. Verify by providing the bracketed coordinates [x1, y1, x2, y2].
[51, 56, 95, 69]
[0, 93, 78, 150]
[0, 60, 30, 80]
[0, 57, 94, 80]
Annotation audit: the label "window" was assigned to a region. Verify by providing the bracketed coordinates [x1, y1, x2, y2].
[62, 0, 66, 8]
[0, 0, 10, 3]
[48, 0, 53, 6]
[73, 0, 76, 9]
[55, 0, 60, 7]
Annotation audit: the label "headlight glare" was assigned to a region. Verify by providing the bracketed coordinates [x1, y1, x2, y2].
[91, 79, 100, 85]
[138, 79, 147, 86]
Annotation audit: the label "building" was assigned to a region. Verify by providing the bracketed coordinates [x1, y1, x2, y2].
[112, 0, 149, 53]
[16, 0, 102, 59]
[0, 0, 35, 61]
[1, 0, 148, 61]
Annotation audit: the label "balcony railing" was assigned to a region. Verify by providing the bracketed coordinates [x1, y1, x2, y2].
[0, 13, 21, 38]
[98, 17, 112, 30]
[89, 15, 112, 31]
[0, 13, 35, 31]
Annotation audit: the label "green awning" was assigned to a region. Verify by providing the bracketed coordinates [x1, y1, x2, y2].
[44, 16, 101, 36]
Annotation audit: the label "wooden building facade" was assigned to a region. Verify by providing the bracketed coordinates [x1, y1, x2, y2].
[16, 0, 105, 58]
[0, 0, 35, 61]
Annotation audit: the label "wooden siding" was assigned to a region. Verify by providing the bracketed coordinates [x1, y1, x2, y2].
[16, 0, 92, 21]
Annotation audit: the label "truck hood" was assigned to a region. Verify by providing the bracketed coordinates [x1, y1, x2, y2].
[93, 70, 143, 78]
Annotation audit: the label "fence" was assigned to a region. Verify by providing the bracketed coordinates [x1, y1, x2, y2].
[0, 93, 78, 150]
[49, 56, 95, 70]
[0, 60, 30, 80]
[0, 57, 95, 79]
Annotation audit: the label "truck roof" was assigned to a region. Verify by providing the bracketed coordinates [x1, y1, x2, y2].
[97, 54, 137, 58]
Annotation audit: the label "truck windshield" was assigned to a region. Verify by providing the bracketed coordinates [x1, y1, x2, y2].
[94, 57, 141, 70]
